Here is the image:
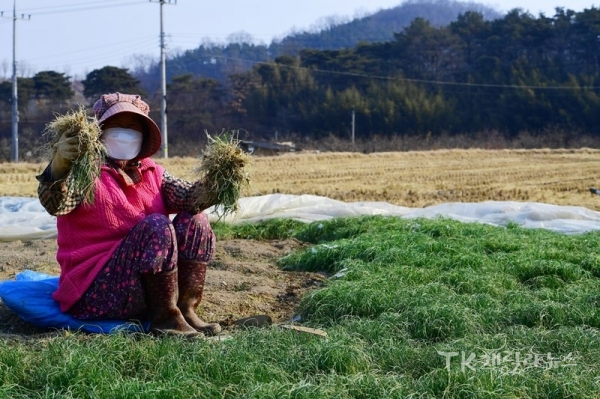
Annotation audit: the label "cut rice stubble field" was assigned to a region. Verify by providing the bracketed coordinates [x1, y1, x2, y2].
[2, 148, 600, 211]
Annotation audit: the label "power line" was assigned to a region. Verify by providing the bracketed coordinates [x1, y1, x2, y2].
[197, 53, 600, 91]
[27, 36, 156, 62]
[0, 1, 156, 77]
[28, 41, 158, 70]
[0, 1, 146, 16]
[6, 40, 158, 78]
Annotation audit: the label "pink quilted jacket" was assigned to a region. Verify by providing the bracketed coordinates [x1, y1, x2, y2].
[52, 158, 167, 312]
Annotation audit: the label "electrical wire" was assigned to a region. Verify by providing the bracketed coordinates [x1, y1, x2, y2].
[186, 53, 600, 91]
[27, 37, 157, 63]
[2, 2, 599, 91]
[0, 1, 146, 16]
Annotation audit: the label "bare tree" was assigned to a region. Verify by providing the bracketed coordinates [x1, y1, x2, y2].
[17, 60, 33, 78]
[200, 37, 224, 48]
[310, 15, 350, 33]
[125, 53, 157, 76]
[60, 65, 72, 78]
[0, 59, 9, 80]
[353, 8, 372, 20]
[226, 31, 256, 45]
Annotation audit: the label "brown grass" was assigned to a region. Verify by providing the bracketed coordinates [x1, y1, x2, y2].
[3, 148, 600, 211]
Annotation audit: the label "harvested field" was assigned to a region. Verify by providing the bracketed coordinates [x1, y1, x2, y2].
[4, 148, 600, 210]
[1, 148, 600, 336]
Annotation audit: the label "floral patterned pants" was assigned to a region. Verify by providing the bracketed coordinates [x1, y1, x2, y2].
[69, 211, 215, 320]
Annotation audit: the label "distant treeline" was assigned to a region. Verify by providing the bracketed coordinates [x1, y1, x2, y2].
[163, 7, 600, 141]
[1, 6, 600, 159]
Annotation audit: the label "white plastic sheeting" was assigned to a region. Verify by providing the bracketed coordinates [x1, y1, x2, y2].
[2, 194, 600, 242]
[0, 197, 59, 241]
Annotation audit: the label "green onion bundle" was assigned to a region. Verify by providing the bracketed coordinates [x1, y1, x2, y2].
[41, 105, 106, 205]
[194, 131, 251, 218]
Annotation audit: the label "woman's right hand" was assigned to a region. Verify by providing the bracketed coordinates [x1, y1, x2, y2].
[51, 130, 80, 180]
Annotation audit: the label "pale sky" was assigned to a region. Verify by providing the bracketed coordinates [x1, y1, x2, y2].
[0, 0, 597, 79]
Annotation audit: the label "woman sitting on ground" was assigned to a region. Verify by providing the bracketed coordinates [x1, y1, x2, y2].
[37, 92, 221, 337]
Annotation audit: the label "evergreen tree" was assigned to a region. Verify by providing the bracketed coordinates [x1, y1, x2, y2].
[82, 66, 143, 100]
[33, 71, 74, 103]
[0, 78, 33, 110]
[166, 74, 226, 150]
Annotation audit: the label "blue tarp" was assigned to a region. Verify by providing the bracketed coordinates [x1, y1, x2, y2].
[0, 270, 150, 334]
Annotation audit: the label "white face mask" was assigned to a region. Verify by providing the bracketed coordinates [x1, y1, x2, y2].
[101, 128, 143, 160]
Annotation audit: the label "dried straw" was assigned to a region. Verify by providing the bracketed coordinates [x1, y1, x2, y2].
[41, 105, 106, 205]
[194, 131, 251, 218]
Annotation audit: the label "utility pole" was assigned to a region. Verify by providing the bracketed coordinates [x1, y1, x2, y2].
[150, 0, 176, 158]
[351, 110, 355, 152]
[1, 0, 30, 163]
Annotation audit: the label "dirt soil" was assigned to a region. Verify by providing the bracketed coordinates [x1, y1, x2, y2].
[0, 238, 327, 337]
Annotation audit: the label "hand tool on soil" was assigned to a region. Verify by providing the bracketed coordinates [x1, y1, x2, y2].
[590, 188, 600, 196]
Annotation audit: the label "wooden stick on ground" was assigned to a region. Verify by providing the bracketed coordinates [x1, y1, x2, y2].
[278, 324, 328, 338]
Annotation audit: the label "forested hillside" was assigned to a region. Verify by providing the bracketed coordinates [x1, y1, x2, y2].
[136, 0, 501, 88]
[269, 0, 501, 55]
[154, 7, 600, 148]
[1, 1, 599, 160]
[235, 8, 600, 139]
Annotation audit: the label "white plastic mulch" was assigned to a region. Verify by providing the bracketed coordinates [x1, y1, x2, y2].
[2, 194, 600, 242]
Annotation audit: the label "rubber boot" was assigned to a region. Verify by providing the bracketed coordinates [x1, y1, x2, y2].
[177, 260, 222, 336]
[141, 269, 201, 337]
